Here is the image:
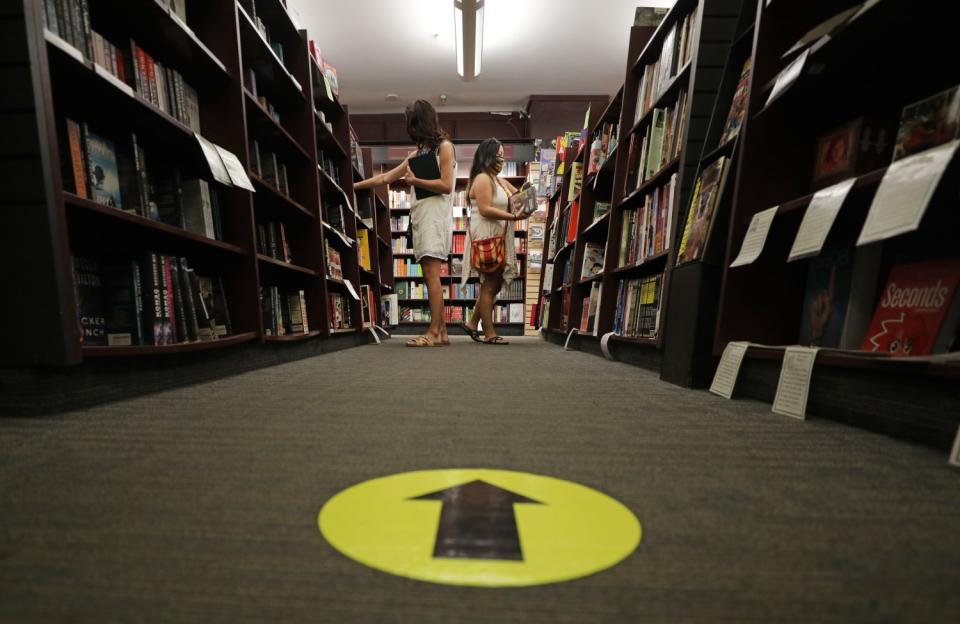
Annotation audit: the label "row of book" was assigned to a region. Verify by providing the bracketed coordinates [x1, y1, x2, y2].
[389, 189, 413, 210]
[318, 150, 342, 187]
[72, 253, 231, 347]
[559, 254, 575, 288]
[619, 174, 677, 267]
[391, 215, 411, 232]
[394, 259, 423, 277]
[256, 221, 293, 263]
[250, 140, 291, 196]
[579, 282, 602, 335]
[61, 118, 223, 240]
[627, 90, 688, 189]
[635, 3, 698, 119]
[549, 201, 580, 254]
[397, 303, 524, 324]
[588, 121, 620, 175]
[613, 273, 664, 339]
[392, 238, 412, 253]
[239, 0, 292, 67]
[261, 287, 309, 336]
[250, 91, 281, 125]
[349, 127, 365, 178]
[452, 233, 467, 254]
[328, 293, 353, 330]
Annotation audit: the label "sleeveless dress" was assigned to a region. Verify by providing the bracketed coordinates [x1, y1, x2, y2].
[460, 176, 518, 294]
[411, 142, 456, 262]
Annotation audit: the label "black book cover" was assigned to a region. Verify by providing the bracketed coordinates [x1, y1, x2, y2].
[102, 260, 137, 346]
[213, 275, 232, 337]
[280, 290, 292, 334]
[407, 151, 442, 199]
[178, 258, 201, 342]
[129, 260, 145, 346]
[268, 222, 279, 259]
[117, 133, 144, 216]
[79, 0, 92, 58]
[160, 256, 175, 344]
[169, 259, 190, 342]
[141, 253, 163, 345]
[154, 163, 183, 227]
[197, 276, 219, 339]
[72, 255, 106, 346]
[187, 269, 214, 340]
[211, 189, 223, 240]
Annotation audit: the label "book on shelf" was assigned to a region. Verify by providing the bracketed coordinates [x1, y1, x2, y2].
[256, 221, 293, 263]
[634, 5, 698, 121]
[797, 245, 882, 349]
[720, 57, 752, 145]
[593, 201, 611, 222]
[581, 243, 605, 279]
[382, 293, 399, 326]
[676, 156, 730, 264]
[635, 6, 669, 26]
[568, 162, 583, 201]
[812, 117, 895, 189]
[634, 91, 687, 187]
[579, 282, 602, 335]
[613, 273, 663, 339]
[892, 84, 960, 161]
[357, 229, 372, 271]
[566, 201, 580, 244]
[589, 121, 620, 175]
[324, 241, 343, 280]
[72, 253, 229, 347]
[360, 284, 374, 328]
[85, 129, 122, 209]
[619, 174, 676, 267]
[42, 0, 93, 60]
[261, 287, 309, 336]
[328, 292, 353, 330]
[860, 259, 960, 357]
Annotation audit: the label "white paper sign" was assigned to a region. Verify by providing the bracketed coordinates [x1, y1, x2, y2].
[709, 341, 750, 399]
[858, 140, 959, 246]
[600, 332, 616, 360]
[772, 346, 820, 419]
[543, 263, 555, 291]
[564, 328, 579, 350]
[195, 134, 232, 186]
[765, 49, 809, 108]
[343, 279, 360, 301]
[949, 426, 960, 468]
[214, 145, 255, 192]
[730, 207, 778, 267]
[788, 178, 856, 261]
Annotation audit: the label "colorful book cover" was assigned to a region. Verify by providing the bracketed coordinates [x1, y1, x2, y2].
[86, 130, 122, 208]
[720, 57, 752, 145]
[581, 243, 605, 279]
[860, 259, 960, 356]
[893, 85, 960, 160]
[676, 157, 729, 264]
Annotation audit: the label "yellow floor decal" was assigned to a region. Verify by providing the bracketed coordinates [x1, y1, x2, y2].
[318, 468, 641, 587]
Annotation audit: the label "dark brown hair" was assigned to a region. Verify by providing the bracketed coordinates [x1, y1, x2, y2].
[405, 99, 448, 150]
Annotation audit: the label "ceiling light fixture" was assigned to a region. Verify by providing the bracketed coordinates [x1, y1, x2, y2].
[454, 0, 483, 81]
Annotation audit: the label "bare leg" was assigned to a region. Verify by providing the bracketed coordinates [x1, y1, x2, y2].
[477, 271, 503, 339]
[421, 257, 447, 343]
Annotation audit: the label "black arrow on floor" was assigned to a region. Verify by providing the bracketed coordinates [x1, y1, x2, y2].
[410, 479, 544, 561]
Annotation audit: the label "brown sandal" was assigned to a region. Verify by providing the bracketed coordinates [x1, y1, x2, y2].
[406, 335, 443, 347]
[482, 336, 510, 345]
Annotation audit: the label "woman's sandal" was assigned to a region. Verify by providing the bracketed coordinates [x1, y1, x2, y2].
[482, 336, 510, 345]
[406, 335, 444, 347]
[461, 323, 482, 343]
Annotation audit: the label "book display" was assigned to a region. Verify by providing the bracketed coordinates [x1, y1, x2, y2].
[3, 0, 394, 377]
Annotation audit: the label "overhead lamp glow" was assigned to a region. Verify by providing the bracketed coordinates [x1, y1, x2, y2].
[454, 0, 483, 81]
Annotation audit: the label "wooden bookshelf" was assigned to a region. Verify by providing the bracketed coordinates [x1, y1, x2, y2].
[2, 0, 380, 368]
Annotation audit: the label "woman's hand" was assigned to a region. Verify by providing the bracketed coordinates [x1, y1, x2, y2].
[402, 166, 417, 187]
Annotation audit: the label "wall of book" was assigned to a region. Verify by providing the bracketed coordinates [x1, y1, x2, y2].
[5, 0, 391, 368]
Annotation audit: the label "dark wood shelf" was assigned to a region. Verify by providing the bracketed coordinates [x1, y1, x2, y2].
[237, 5, 305, 109]
[624, 157, 682, 207]
[264, 330, 322, 343]
[315, 110, 349, 159]
[311, 58, 346, 118]
[250, 174, 314, 220]
[552, 239, 576, 260]
[244, 90, 311, 163]
[609, 249, 671, 276]
[609, 334, 659, 346]
[578, 273, 604, 286]
[777, 167, 887, 215]
[738, 346, 960, 380]
[322, 222, 355, 248]
[257, 254, 319, 277]
[81, 332, 258, 357]
[699, 136, 737, 167]
[64, 193, 246, 256]
[583, 212, 611, 237]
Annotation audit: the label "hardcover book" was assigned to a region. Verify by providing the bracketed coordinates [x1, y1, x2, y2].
[86, 130, 122, 208]
[812, 117, 895, 188]
[720, 57, 752, 145]
[72, 255, 107, 346]
[677, 156, 729, 264]
[860, 259, 960, 357]
[581, 243, 605, 279]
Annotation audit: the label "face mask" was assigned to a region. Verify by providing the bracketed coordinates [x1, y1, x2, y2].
[493, 156, 504, 173]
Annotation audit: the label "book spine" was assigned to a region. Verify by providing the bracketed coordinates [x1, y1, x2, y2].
[170, 258, 188, 342]
[43, 0, 59, 35]
[178, 258, 200, 342]
[65, 119, 88, 198]
[79, 0, 92, 59]
[143, 253, 162, 345]
[215, 275, 232, 336]
[161, 256, 176, 343]
[129, 260, 144, 346]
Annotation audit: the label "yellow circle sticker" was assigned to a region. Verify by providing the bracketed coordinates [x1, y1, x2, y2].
[318, 469, 641, 587]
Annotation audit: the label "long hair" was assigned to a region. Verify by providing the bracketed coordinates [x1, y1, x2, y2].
[466, 137, 502, 199]
[405, 99, 447, 150]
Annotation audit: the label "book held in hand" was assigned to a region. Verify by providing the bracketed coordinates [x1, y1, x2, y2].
[508, 184, 538, 218]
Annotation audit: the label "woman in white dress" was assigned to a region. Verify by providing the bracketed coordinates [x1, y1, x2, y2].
[354, 100, 456, 347]
[460, 138, 528, 345]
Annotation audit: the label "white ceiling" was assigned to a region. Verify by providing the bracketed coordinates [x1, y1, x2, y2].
[286, 0, 676, 114]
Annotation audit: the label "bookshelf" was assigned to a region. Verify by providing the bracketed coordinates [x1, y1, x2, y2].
[708, 0, 960, 447]
[2, 0, 388, 372]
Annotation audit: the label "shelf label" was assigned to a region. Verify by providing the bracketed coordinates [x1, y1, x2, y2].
[195, 134, 232, 186]
[214, 145, 255, 192]
[857, 140, 959, 246]
[788, 178, 855, 261]
[730, 206, 778, 267]
[709, 341, 750, 399]
[563, 328, 579, 350]
[772, 346, 820, 420]
[600, 332, 616, 360]
[318, 469, 641, 587]
[765, 48, 809, 108]
[343, 278, 361, 300]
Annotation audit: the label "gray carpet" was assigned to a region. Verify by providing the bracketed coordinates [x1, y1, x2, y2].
[1, 337, 958, 623]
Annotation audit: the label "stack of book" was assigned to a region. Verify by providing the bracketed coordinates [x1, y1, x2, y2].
[256, 222, 293, 263]
[634, 4, 699, 120]
[613, 274, 663, 339]
[261, 288, 309, 336]
[619, 173, 677, 267]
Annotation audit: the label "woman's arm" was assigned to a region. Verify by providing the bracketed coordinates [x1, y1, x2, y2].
[404, 141, 456, 194]
[500, 177, 519, 195]
[472, 174, 516, 222]
[354, 159, 409, 190]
